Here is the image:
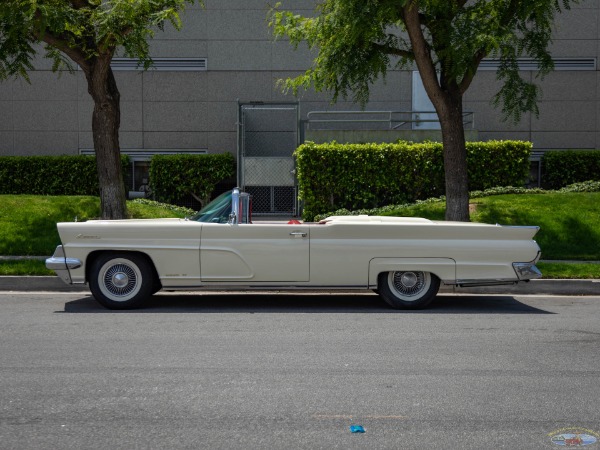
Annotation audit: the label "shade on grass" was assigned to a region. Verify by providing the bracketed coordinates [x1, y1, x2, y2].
[536, 262, 600, 279]
[0, 195, 189, 256]
[381, 192, 600, 261]
[0, 196, 99, 255]
[470, 193, 600, 261]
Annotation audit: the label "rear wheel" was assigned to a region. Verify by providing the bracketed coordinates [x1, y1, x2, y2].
[89, 253, 154, 310]
[378, 271, 439, 310]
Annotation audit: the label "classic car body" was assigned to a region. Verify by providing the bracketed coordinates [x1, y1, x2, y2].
[46, 188, 542, 309]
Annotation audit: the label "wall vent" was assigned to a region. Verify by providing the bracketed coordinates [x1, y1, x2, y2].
[109, 57, 207, 71]
[479, 58, 596, 71]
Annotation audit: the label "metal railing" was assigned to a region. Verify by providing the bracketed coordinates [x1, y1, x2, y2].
[304, 110, 475, 130]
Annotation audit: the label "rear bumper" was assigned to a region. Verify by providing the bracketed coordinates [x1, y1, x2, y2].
[453, 258, 542, 288]
[513, 262, 543, 281]
[45, 246, 82, 285]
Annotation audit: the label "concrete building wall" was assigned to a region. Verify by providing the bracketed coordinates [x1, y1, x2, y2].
[0, 0, 598, 156]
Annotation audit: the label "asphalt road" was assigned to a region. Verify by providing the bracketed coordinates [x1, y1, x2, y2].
[1, 291, 599, 449]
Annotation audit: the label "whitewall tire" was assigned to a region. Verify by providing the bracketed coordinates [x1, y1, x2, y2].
[89, 253, 155, 309]
[378, 271, 440, 309]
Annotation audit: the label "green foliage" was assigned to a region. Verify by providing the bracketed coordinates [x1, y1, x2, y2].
[297, 140, 531, 221]
[1, 0, 202, 219]
[536, 262, 600, 279]
[0, 259, 54, 276]
[466, 141, 531, 189]
[129, 198, 195, 217]
[0, 155, 129, 195]
[0, 194, 191, 256]
[149, 154, 235, 206]
[471, 192, 600, 261]
[541, 150, 600, 189]
[0, 0, 201, 78]
[313, 181, 600, 222]
[557, 180, 600, 193]
[0, 195, 100, 255]
[270, 0, 577, 122]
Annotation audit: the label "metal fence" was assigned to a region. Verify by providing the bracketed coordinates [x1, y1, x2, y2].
[303, 110, 475, 131]
[238, 102, 299, 215]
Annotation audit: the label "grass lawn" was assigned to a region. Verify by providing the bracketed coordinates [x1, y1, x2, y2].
[0, 192, 599, 277]
[381, 192, 600, 261]
[470, 192, 600, 261]
[0, 195, 189, 256]
[536, 262, 600, 279]
[0, 259, 54, 276]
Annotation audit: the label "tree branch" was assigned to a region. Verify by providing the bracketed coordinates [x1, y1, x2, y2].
[402, 2, 441, 100]
[32, 28, 90, 71]
[372, 42, 413, 60]
[501, 0, 522, 26]
[69, 0, 90, 9]
[459, 49, 486, 94]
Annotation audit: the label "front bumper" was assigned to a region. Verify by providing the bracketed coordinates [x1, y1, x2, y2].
[46, 245, 82, 285]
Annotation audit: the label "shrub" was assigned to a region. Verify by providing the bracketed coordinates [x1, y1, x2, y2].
[149, 153, 235, 206]
[0, 155, 129, 195]
[296, 140, 531, 221]
[542, 150, 600, 189]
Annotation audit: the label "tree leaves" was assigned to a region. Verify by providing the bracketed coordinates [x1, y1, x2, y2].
[270, 0, 578, 121]
[0, 0, 200, 74]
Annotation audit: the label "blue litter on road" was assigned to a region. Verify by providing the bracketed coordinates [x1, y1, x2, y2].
[350, 425, 365, 433]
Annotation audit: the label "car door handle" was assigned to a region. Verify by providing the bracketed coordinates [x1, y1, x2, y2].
[289, 231, 307, 238]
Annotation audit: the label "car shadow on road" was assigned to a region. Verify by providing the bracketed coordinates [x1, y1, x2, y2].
[60, 292, 554, 314]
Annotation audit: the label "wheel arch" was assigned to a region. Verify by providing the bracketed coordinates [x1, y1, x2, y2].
[368, 257, 456, 288]
[85, 250, 161, 288]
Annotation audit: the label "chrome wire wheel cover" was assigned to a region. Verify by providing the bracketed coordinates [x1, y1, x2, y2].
[98, 259, 142, 302]
[387, 271, 431, 301]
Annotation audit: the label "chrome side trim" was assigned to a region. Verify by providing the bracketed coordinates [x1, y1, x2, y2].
[453, 279, 518, 287]
[503, 225, 540, 231]
[160, 285, 370, 291]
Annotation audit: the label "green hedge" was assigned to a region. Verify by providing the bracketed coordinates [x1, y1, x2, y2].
[0, 155, 129, 195]
[296, 140, 531, 221]
[149, 153, 235, 206]
[542, 150, 600, 189]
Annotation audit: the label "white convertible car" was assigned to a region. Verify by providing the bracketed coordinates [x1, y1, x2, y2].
[46, 188, 542, 310]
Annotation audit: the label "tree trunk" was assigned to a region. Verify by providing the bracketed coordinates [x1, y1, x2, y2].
[437, 93, 470, 222]
[84, 58, 127, 219]
[401, 5, 470, 222]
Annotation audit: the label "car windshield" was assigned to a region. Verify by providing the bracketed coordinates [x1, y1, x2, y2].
[189, 190, 232, 223]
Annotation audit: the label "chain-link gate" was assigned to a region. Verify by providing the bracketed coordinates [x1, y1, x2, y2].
[238, 102, 299, 215]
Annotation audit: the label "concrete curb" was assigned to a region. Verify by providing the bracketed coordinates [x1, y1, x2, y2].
[440, 279, 600, 296]
[0, 277, 89, 292]
[0, 276, 598, 296]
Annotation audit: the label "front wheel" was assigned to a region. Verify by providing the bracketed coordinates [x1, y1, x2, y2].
[378, 271, 440, 310]
[89, 253, 155, 310]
